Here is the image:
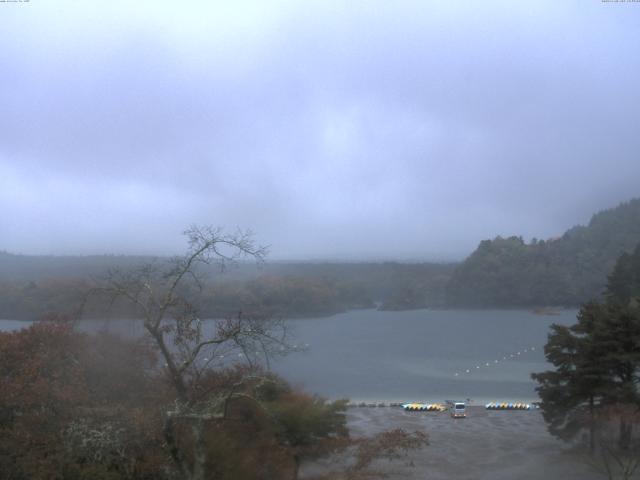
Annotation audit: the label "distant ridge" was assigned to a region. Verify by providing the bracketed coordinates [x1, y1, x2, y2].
[3, 198, 639, 311]
[446, 198, 640, 307]
[0, 252, 161, 281]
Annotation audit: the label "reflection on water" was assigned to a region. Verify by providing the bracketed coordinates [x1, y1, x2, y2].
[0, 308, 577, 403]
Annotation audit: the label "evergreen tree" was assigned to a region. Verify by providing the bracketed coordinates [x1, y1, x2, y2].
[606, 243, 640, 305]
[532, 245, 640, 450]
[531, 305, 611, 451]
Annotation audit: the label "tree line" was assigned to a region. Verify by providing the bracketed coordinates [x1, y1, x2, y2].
[0, 260, 454, 321]
[0, 275, 373, 321]
[2, 198, 639, 318]
[533, 243, 640, 478]
[447, 198, 640, 307]
[0, 227, 428, 479]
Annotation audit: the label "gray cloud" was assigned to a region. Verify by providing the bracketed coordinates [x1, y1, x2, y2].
[1, 0, 639, 259]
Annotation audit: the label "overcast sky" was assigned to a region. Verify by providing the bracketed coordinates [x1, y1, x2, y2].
[1, 0, 639, 260]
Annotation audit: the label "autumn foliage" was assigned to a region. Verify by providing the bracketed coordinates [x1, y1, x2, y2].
[0, 321, 167, 479]
[0, 321, 427, 479]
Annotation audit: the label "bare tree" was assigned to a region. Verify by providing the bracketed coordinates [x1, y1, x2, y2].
[92, 226, 291, 480]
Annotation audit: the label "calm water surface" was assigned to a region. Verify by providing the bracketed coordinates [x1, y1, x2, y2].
[0, 309, 577, 404]
[272, 309, 577, 403]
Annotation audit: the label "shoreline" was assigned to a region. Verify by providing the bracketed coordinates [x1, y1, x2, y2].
[0, 304, 580, 324]
[303, 406, 601, 479]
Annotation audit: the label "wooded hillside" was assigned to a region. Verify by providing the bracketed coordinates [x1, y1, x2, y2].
[446, 198, 640, 307]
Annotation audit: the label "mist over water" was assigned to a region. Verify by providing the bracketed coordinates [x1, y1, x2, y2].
[2, 2, 639, 478]
[272, 309, 577, 403]
[2, 308, 576, 403]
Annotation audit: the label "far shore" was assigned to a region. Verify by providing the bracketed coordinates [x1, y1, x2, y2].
[0, 304, 580, 324]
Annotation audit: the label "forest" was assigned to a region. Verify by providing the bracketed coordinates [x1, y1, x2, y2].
[447, 198, 640, 307]
[0, 228, 429, 480]
[532, 243, 640, 474]
[0, 256, 454, 321]
[1, 198, 640, 320]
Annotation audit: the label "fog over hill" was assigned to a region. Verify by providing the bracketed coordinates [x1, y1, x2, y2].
[1, 1, 640, 260]
[2, 197, 640, 318]
[447, 198, 640, 307]
[2, 3, 640, 480]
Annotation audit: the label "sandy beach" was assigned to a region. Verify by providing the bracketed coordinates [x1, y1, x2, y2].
[305, 406, 603, 480]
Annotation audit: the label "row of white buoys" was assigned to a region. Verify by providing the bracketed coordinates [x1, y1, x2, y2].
[402, 403, 446, 412]
[350, 402, 409, 407]
[453, 347, 537, 377]
[485, 402, 531, 410]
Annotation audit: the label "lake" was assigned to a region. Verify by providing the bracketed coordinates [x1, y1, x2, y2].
[0, 308, 577, 404]
[273, 309, 577, 403]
